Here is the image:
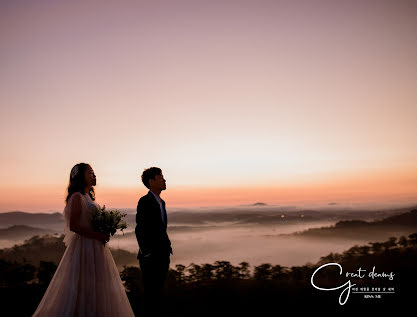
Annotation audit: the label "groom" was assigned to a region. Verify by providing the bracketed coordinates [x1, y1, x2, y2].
[135, 167, 173, 316]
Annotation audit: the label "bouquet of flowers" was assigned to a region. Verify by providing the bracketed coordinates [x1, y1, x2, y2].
[91, 205, 128, 237]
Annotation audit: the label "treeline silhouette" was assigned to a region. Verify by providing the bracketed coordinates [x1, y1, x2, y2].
[1, 233, 416, 316]
[0, 234, 137, 268]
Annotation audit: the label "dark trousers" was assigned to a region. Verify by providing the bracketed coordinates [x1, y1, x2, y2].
[138, 252, 170, 317]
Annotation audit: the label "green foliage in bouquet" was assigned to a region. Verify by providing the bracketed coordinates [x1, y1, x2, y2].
[91, 205, 128, 236]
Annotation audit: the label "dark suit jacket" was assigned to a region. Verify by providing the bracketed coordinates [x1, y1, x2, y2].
[135, 190, 172, 259]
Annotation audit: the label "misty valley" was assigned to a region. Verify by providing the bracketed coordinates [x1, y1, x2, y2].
[1, 204, 416, 268]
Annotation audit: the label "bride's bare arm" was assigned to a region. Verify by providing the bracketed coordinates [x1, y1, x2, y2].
[69, 193, 108, 243]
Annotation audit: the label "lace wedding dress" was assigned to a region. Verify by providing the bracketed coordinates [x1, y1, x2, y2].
[32, 192, 135, 317]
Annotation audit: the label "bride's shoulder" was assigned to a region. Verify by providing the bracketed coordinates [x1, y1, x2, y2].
[71, 192, 84, 198]
[68, 192, 86, 203]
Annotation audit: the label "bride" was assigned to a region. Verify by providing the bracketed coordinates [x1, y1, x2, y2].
[32, 163, 135, 317]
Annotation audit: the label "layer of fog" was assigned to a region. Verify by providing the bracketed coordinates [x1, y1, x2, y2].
[1, 201, 415, 267]
[108, 220, 378, 268]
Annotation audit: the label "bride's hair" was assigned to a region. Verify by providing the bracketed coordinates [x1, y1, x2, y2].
[65, 163, 95, 203]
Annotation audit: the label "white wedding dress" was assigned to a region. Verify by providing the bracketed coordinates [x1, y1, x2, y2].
[32, 192, 135, 317]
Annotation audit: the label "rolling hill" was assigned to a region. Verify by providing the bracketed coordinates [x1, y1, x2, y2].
[290, 209, 417, 240]
[0, 225, 55, 240]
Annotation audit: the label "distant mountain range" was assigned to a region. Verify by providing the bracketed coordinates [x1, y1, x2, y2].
[166, 206, 414, 225]
[0, 225, 55, 239]
[1, 205, 416, 230]
[290, 209, 417, 240]
[0, 211, 64, 228]
[249, 202, 268, 206]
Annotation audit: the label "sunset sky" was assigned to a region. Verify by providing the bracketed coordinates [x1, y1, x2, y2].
[1, 0, 416, 212]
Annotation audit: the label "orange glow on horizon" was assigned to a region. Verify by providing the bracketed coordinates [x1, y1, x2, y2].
[1, 165, 416, 212]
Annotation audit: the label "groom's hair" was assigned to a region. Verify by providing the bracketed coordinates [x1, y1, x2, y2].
[141, 167, 162, 189]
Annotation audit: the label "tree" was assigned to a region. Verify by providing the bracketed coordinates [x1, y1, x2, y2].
[318, 252, 343, 265]
[173, 264, 187, 284]
[120, 266, 142, 294]
[254, 263, 272, 280]
[200, 263, 215, 281]
[0, 260, 36, 287]
[271, 264, 287, 279]
[408, 233, 417, 245]
[398, 236, 408, 247]
[343, 245, 361, 258]
[383, 237, 398, 249]
[37, 261, 57, 286]
[214, 261, 239, 280]
[187, 263, 202, 283]
[238, 262, 251, 279]
[370, 242, 384, 253]
[358, 245, 371, 256]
